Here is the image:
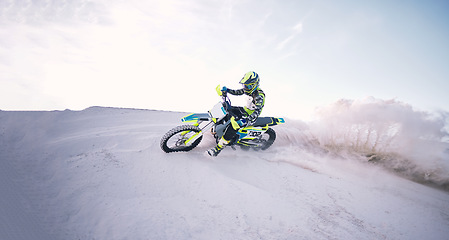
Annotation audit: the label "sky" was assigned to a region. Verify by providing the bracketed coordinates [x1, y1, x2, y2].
[1, 0, 448, 120]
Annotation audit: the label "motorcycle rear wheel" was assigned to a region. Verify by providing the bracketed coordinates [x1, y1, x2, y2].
[260, 128, 276, 150]
[160, 125, 203, 153]
[239, 128, 276, 151]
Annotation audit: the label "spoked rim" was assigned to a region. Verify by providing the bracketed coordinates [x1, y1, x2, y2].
[238, 128, 276, 150]
[238, 136, 268, 149]
[250, 134, 270, 150]
[165, 130, 198, 150]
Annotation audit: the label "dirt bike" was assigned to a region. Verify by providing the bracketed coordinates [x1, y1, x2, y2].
[160, 85, 285, 153]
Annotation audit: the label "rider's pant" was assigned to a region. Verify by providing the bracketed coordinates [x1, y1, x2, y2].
[228, 106, 247, 119]
[222, 106, 247, 142]
[223, 123, 238, 141]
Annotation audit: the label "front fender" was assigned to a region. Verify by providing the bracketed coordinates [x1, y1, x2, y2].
[182, 113, 210, 123]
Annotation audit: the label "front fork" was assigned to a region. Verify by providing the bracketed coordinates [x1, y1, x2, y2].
[182, 121, 215, 145]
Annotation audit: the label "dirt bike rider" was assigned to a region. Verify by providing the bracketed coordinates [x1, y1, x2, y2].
[207, 71, 266, 157]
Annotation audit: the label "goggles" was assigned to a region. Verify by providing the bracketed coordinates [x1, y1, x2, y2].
[243, 83, 256, 91]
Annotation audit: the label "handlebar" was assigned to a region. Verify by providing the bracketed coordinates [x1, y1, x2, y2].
[216, 84, 232, 109]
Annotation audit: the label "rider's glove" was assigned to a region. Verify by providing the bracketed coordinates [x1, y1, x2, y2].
[221, 86, 228, 95]
[236, 118, 247, 127]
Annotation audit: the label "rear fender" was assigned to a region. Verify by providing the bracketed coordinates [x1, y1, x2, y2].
[252, 117, 285, 127]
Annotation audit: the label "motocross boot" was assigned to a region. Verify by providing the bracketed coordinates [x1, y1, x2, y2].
[207, 137, 229, 157]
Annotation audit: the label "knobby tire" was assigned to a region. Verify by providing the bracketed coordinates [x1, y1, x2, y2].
[160, 125, 203, 153]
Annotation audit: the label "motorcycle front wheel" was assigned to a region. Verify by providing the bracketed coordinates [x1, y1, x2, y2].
[160, 125, 203, 153]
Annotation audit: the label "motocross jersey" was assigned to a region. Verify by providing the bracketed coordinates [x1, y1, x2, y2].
[227, 87, 265, 125]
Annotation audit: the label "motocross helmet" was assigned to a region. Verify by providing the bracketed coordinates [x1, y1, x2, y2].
[240, 71, 260, 94]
